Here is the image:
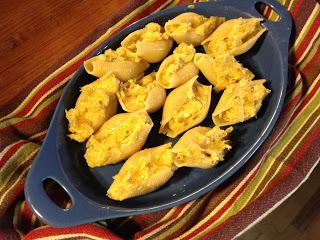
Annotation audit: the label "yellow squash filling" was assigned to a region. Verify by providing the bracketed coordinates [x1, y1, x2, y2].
[211, 52, 254, 91]
[174, 127, 232, 168]
[117, 72, 156, 111]
[124, 23, 169, 52]
[104, 47, 141, 62]
[65, 74, 118, 142]
[160, 43, 195, 86]
[216, 80, 271, 124]
[167, 83, 206, 133]
[114, 146, 172, 187]
[166, 15, 223, 36]
[107, 143, 174, 200]
[85, 114, 150, 167]
[207, 18, 263, 53]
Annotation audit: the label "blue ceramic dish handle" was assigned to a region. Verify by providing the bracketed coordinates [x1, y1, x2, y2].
[25, 123, 121, 227]
[25, 0, 292, 227]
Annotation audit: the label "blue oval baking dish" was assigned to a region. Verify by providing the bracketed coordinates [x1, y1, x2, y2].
[25, 0, 291, 227]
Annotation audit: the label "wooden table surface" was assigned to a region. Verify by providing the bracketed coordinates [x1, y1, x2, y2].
[1, 1, 319, 239]
[0, 0, 138, 116]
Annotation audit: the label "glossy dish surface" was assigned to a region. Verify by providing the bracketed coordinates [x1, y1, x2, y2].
[25, 0, 291, 227]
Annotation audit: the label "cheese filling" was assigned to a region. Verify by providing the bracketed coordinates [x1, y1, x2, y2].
[167, 83, 205, 133]
[208, 19, 263, 53]
[104, 47, 141, 62]
[166, 15, 220, 36]
[114, 146, 173, 187]
[85, 114, 150, 166]
[210, 52, 254, 90]
[160, 43, 195, 86]
[118, 73, 156, 111]
[175, 127, 232, 166]
[124, 23, 169, 53]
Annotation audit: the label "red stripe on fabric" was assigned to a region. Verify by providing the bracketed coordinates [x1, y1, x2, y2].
[22, 202, 35, 228]
[294, 13, 320, 60]
[0, 141, 27, 168]
[23, 224, 122, 240]
[0, 98, 59, 134]
[180, 164, 261, 240]
[16, 65, 77, 118]
[268, 92, 303, 146]
[0, 181, 24, 218]
[269, 79, 320, 147]
[302, 44, 320, 73]
[135, 205, 187, 238]
[264, 126, 320, 194]
[291, 0, 304, 17]
[265, 6, 272, 19]
[286, 78, 320, 125]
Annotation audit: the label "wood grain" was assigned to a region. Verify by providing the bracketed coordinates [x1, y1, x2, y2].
[0, 0, 145, 116]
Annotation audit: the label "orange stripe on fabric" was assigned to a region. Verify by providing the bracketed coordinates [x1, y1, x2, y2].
[0, 98, 59, 133]
[302, 44, 320, 72]
[23, 224, 122, 240]
[0, 141, 28, 168]
[0, 179, 25, 218]
[263, 125, 320, 196]
[294, 12, 320, 60]
[179, 164, 261, 240]
[135, 205, 188, 238]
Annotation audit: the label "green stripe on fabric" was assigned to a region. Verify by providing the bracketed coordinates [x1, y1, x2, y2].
[266, 83, 320, 159]
[298, 34, 320, 70]
[147, 195, 210, 240]
[0, 143, 39, 187]
[0, 89, 63, 129]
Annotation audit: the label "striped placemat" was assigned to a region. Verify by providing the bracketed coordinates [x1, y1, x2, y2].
[0, 0, 319, 239]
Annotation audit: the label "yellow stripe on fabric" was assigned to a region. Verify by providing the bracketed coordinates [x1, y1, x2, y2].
[36, 234, 106, 240]
[269, 0, 286, 21]
[148, 195, 211, 240]
[297, 28, 320, 70]
[246, 78, 320, 198]
[0, 146, 39, 194]
[24, 74, 72, 118]
[137, 202, 193, 240]
[295, 27, 320, 65]
[212, 105, 318, 227]
[0, 164, 31, 208]
[264, 77, 320, 159]
[0, 89, 63, 129]
[13, 200, 24, 238]
[0, 0, 160, 123]
[176, 162, 262, 240]
[289, 4, 320, 54]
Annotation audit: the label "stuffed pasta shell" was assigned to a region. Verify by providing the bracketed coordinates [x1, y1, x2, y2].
[212, 80, 271, 126]
[202, 18, 266, 56]
[107, 143, 176, 201]
[121, 23, 173, 63]
[156, 43, 199, 89]
[172, 126, 232, 169]
[164, 12, 225, 46]
[83, 47, 149, 81]
[194, 52, 254, 92]
[160, 76, 212, 138]
[66, 73, 119, 142]
[117, 72, 166, 113]
[85, 111, 153, 168]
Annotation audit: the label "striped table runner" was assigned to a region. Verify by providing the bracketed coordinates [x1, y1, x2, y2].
[0, 0, 319, 239]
